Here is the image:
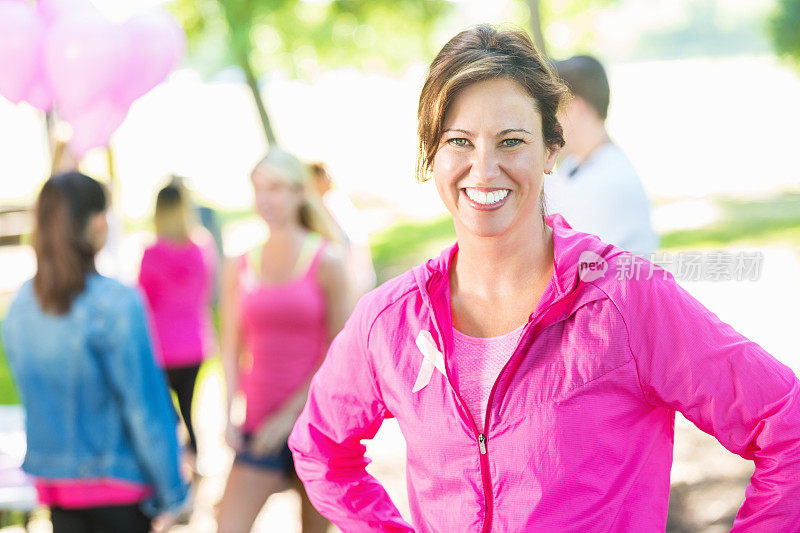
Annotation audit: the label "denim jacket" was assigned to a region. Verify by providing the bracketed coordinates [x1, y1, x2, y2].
[1, 273, 187, 516]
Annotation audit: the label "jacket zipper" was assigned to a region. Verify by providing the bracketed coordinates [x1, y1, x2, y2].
[429, 290, 498, 532]
[428, 244, 611, 531]
[434, 276, 577, 533]
[477, 283, 592, 532]
[476, 318, 537, 533]
[431, 269, 577, 533]
[433, 333, 493, 529]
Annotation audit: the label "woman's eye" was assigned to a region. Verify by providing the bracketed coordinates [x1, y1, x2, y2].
[448, 138, 470, 147]
[501, 138, 523, 147]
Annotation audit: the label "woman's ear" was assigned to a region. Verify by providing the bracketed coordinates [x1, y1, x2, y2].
[545, 144, 561, 173]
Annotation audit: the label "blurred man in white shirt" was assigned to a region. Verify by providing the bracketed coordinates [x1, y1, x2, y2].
[545, 55, 659, 256]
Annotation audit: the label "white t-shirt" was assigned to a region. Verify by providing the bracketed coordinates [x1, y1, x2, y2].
[544, 142, 659, 256]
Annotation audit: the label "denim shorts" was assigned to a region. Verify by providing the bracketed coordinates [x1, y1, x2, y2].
[234, 433, 295, 477]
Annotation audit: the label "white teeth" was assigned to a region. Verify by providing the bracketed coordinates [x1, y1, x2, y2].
[464, 188, 509, 205]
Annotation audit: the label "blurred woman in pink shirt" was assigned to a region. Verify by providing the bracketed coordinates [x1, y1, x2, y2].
[216, 149, 351, 533]
[138, 183, 217, 476]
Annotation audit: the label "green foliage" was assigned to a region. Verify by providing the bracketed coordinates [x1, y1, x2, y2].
[533, 0, 620, 58]
[0, 317, 19, 405]
[168, 0, 451, 78]
[631, 0, 770, 61]
[769, 0, 800, 67]
[660, 192, 800, 250]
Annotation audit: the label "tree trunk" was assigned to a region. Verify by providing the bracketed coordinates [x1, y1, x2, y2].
[528, 0, 548, 58]
[239, 47, 278, 148]
[218, 0, 278, 147]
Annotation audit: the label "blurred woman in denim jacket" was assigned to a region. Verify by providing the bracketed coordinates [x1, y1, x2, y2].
[1, 172, 186, 533]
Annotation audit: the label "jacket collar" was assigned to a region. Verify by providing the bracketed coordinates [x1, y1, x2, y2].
[412, 213, 622, 350]
[415, 213, 616, 299]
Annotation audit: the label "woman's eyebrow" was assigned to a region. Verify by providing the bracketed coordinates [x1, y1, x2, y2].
[498, 128, 533, 136]
[442, 128, 533, 136]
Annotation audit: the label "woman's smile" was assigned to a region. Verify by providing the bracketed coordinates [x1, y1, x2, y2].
[461, 187, 511, 210]
[433, 77, 558, 238]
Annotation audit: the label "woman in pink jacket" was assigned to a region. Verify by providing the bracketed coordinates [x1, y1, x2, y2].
[288, 25, 800, 532]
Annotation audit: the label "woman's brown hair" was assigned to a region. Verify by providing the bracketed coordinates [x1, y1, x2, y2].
[416, 24, 570, 182]
[32, 172, 107, 314]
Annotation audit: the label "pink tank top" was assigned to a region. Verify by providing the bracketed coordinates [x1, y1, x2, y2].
[449, 323, 527, 433]
[238, 234, 328, 433]
[138, 236, 216, 368]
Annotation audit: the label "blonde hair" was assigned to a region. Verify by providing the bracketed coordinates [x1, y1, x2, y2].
[253, 149, 342, 244]
[154, 183, 194, 243]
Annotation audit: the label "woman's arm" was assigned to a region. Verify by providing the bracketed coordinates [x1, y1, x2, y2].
[620, 269, 800, 530]
[220, 257, 245, 446]
[288, 294, 414, 532]
[137, 247, 156, 305]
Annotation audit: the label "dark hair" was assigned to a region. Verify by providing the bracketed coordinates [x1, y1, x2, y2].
[32, 172, 107, 314]
[416, 24, 569, 182]
[553, 55, 610, 120]
[156, 184, 183, 209]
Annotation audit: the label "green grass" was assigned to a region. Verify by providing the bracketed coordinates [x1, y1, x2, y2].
[0, 316, 19, 405]
[370, 215, 456, 283]
[367, 191, 800, 281]
[659, 191, 800, 250]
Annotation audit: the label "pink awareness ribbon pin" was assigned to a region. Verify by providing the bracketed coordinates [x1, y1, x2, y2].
[412, 330, 448, 393]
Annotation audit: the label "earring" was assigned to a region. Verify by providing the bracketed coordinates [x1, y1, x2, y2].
[544, 169, 553, 175]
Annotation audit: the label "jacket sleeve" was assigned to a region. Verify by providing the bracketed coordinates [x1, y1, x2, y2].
[288, 299, 414, 532]
[97, 288, 187, 516]
[622, 270, 800, 530]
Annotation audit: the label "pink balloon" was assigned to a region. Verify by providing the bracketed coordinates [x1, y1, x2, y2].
[22, 67, 54, 112]
[113, 9, 185, 107]
[36, 0, 98, 27]
[66, 98, 129, 157]
[0, 2, 44, 104]
[44, 12, 127, 117]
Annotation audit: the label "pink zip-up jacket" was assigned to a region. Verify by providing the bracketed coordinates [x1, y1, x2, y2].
[288, 214, 800, 532]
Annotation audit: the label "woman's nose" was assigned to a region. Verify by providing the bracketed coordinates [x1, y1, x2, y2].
[470, 143, 501, 182]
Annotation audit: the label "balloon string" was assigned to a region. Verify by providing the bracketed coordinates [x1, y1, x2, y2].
[107, 147, 118, 206]
[51, 140, 65, 175]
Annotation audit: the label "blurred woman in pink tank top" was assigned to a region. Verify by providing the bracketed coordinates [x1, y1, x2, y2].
[216, 148, 352, 533]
